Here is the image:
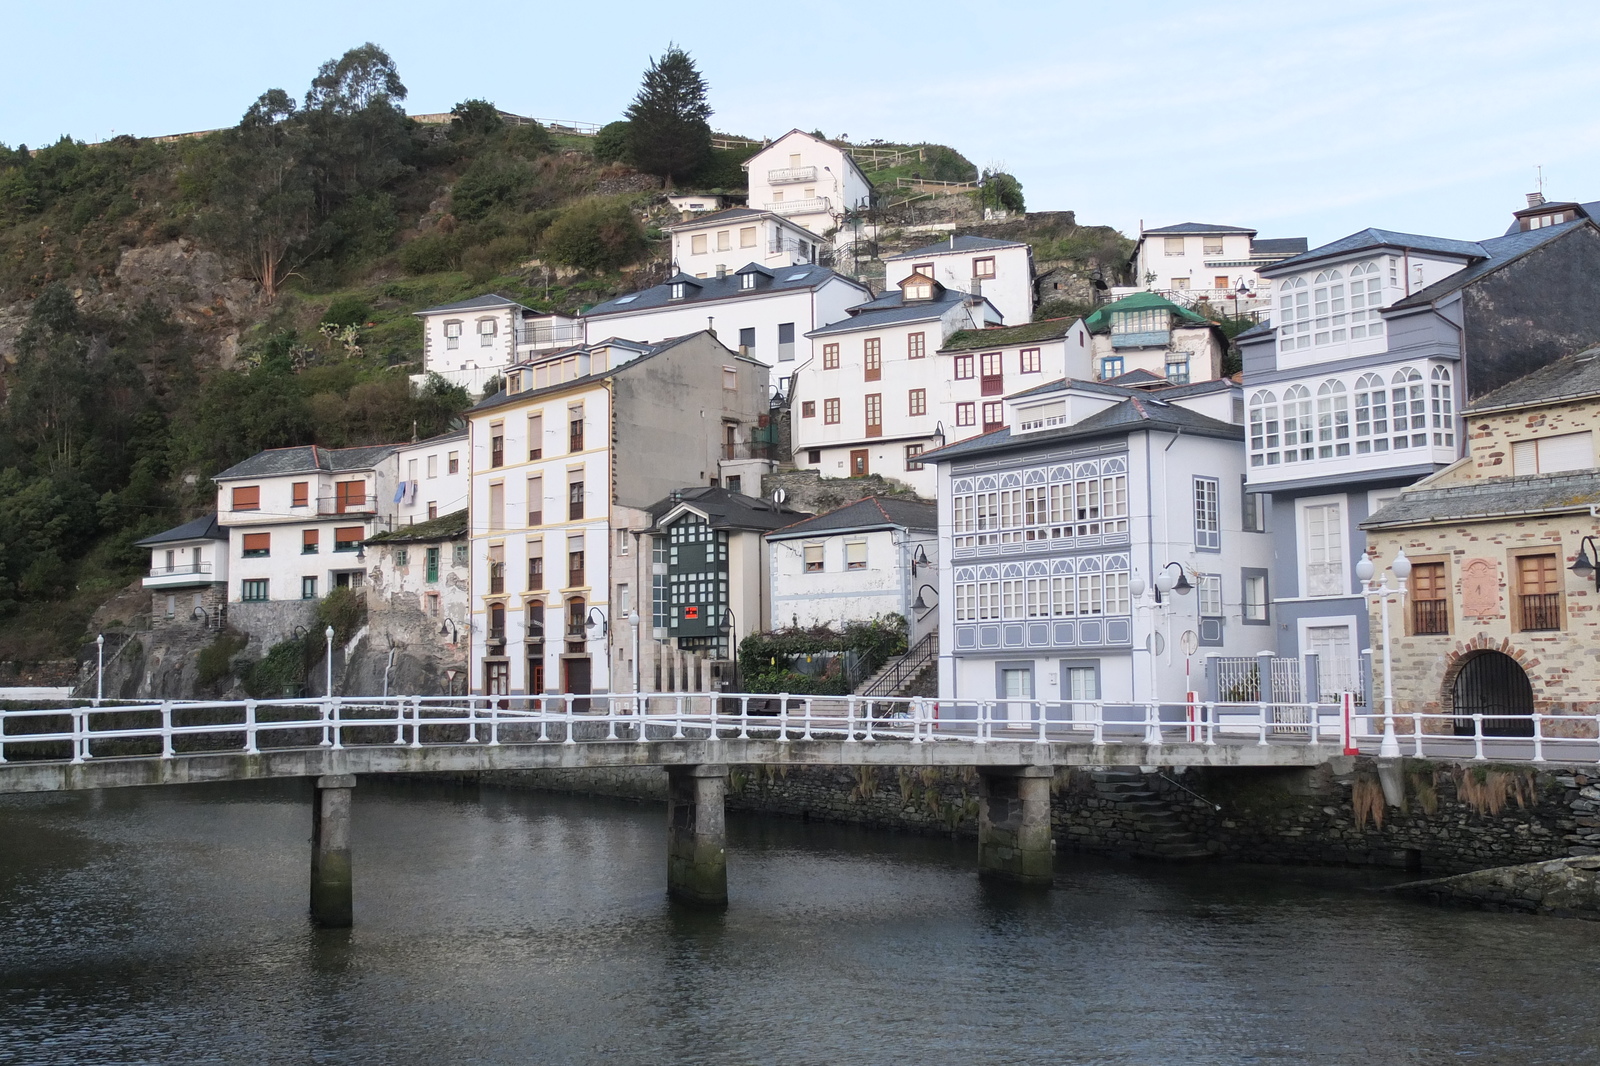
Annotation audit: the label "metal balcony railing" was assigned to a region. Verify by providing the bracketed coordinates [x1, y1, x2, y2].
[722, 441, 775, 461]
[316, 494, 378, 515]
[765, 196, 831, 217]
[1519, 592, 1561, 631]
[1413, 599, 1449, 635]
[767, 165, 817, 184]
[147, 563, 212, 578]
[515, 324, 585, 351]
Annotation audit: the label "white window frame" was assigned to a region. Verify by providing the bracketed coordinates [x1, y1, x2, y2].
[1296, 494, 1349, 599]
[1193, 477, 1221, 552]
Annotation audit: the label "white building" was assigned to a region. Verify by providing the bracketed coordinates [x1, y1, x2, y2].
[922, 375, 1273, 709]
[884, 235, 1035, 328]
[935, 317, 1095, 439]
[667, 193, 724, 215]
[582, 264, 869, 377]
[1122, 222, 1308, 315]
[766, 496, 939, 643]
[413, 293, 584, 396]
[742, 130, 874, 236]
[136, 514, 229, 627]
[792, 274, 1002, 494]
[393, 430, 470, 528]
[665, 207, 825, 279]
[1082, 292, 1229, 386]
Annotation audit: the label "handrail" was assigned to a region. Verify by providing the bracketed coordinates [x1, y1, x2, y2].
[857, 632, 938, 700]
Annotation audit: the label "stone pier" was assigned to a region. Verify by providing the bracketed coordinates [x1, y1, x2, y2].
[666, 764, 727, 907]
[310, 773, 356, 927]
[977, 766, 1054, 885]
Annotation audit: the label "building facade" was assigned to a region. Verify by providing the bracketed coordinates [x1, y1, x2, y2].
[362, 509, 471, 694]
[1122, 222, 1308, 315]
[883, 235, 1035, 328]
[137, 514, 229, 628]
[412, 294, 583, 395]
[665, 208, 824, 279]
[741, 130, 874, 235]
[393, 430, 470, 529]
[1082, 292, 1228, 386]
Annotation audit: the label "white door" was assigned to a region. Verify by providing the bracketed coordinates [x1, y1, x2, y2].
[1064, 665, 1098, 725]
[1306, 625, 1356, 700]
[1303, 502, 1346, 597]
[1001, 667, 1033, 725]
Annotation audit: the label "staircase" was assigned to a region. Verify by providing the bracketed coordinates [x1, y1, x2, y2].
[855, 631, 938, 700]
[1087, 769, 1214, 862]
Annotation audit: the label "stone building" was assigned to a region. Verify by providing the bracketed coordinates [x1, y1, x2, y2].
[1361, 349, 1600, 734]
[136, 513, 229, 629]
[360, 509, 471, 695]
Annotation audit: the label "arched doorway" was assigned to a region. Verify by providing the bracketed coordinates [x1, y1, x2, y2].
[1451, 651, 1534, 737]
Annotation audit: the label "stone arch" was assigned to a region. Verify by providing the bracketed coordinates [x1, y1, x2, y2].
[1439, 636, 1537, 737]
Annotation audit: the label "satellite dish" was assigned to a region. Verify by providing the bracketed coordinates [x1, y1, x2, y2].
[1180, 630, 1199, 656]
[772, 487, 788, 506]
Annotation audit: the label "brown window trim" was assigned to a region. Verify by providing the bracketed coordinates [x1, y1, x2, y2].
[1508, 545, 1567, 633]
[1402, 553, 1452, 637]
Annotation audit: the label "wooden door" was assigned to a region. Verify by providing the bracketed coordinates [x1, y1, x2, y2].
[563, 656, 592, 713]
[850, 450, 869, 477]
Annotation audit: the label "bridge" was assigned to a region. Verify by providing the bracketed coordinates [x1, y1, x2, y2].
[2, 693, 1592, 924]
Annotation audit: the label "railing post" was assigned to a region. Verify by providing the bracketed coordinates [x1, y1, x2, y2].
[1412, 711, 1424, 758]
[330, 697, 343, 750]
[466, 698, 479, 744]
[161, 701, 175, 758]
[488, 697, 501, 747]
[738, 695, 751, 740]
[319, 698, 333, 748]
[1036, 697, 1048, 746]
[778, 694, 791, 743]
[1144, 700, 1160, 746]
[563, 694, 577, 745]
[1532, 711, 1546, 763]
[69, 710, 85, 764]
[672, 694, 686, 740]
[863, 699, 875, 743]
[1091, 701, 1104, 746]
[410, 697, 424, 749]
[1473, 712, 1486, 762]
[801, 696, 814, 742]
[1203, 700, 1216, 746]
[844, 697, 857, 744]
[1257, 699, 1269, 747]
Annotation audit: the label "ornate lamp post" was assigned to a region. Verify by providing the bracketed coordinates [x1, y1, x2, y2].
[1356, 548, 1411, 758]
[324, 625, 335, 697]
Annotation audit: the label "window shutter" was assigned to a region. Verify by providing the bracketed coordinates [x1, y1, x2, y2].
[1538, 432, 1594, 473]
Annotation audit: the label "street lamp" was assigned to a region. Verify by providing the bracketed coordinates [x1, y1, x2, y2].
[1153, 560, 1193, 603]
[95, 634, 104, 707]
[720, 607, 740, 691]
[324, 625, 335, 697]
[1570, 536, 1600, 590]
[628, 610, 642, 707]
[1356, 548, 1411, 758]
[911, 583, 939, 613]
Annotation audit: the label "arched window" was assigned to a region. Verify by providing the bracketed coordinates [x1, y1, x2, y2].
[1277, 277, 1310, 352]
[1354, 373, 1388, 453]
[1312, 269, 1346, 346]
[1316, 380, 1350, 457]
[1347, 262, 1385, 339]
[1430, 365, 1455, 447]
[1282, 384, 1313, 462]
[1451, 651, 1533, 737]
[1248, 390, 1280, 467]
[1391, 367, 1424, 449]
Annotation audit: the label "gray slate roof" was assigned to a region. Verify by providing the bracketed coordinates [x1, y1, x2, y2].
[213, 444, 399, 482]
[768, 496, 937, 539]
[886, 235, 1030, 260]
[663, 207, 769, 231]
[647, 486, 811, 532]
[586, 264, 860, 318]
[365, 509, 469, 544]
[1006, 374, 1235, 403]
[1265, 228, 1489, 274]
[1465, 347, 1600, 412]
[1143, 222, 1255, 235]
[136, 513, 225, 547]
[1250, 237, 1309, 256]
[1387, 220, 1593, 311]
[806, 287, 971, 337]
[468, 335, 696, 413]
[923, 394, 1242, 465]
[1501, 200, 1600, 236]
[415, 293, 531, 315]
[1362, 470, 1600, 529]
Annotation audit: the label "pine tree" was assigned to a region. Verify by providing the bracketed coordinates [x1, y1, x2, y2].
[624, 46, 712, 190]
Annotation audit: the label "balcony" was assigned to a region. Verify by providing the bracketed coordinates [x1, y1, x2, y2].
[1110, 330, 1171, 350]
[143, 562, 216, 589]
[316, 493, 378, 516]
[765, 196, 831, 218]
[515, 323, 585, 352]
[767, 165, 817, 185]
[1412, 599, 1449, 635]
[1519, 593, 1561, 632]
[723, 440, 775, 461]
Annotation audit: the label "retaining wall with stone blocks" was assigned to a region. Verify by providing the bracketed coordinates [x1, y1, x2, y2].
[1392, 855, 1600, 918]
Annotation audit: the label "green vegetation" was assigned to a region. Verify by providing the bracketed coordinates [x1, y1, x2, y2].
[623, 45, 712, 188]
[197, 632, 249, 687]
[541, 197, 648, 272]
[738, 616, 907, 695]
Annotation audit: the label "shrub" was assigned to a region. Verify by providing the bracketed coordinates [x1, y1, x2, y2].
[197, 631, 248, 687]
[243, 637, 310, 698]
[738, 615, 908, 695]
[321, 295, 371, 328]
[540, 197, 646, 272]
[317, 585, 368, 646]
[592, 121, 633, 164]
[398, 232, 461, 274]
[451, 157, 535, 222]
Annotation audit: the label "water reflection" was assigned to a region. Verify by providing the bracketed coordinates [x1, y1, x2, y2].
[1, 779, 1597, 1065]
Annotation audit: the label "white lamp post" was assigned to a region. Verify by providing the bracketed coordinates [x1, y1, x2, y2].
[628, 609, 642, 708]
[1356, 548, 1410, 758]
[324, 625, 336, 697]
[95, 633, 104, 707]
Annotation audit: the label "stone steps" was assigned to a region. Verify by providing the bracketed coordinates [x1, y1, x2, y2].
[1080, 768, 1214, 863]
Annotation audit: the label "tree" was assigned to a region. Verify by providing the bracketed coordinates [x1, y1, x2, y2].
[623, 46, 712, 189]
[541, 197, 647, 272]
[449, 99, 503, 139]
[983, 169, 1025, 214]
[592, 120, 633, 164]
[304, 43, 407, 114]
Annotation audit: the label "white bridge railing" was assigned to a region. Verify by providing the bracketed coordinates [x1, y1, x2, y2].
[0, 695, 1593, 767]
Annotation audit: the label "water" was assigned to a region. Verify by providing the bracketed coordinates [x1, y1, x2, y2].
[2, 781, 1597, 1065]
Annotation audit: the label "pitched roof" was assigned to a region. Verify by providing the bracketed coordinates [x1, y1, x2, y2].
[646, 486, 811, 532]
[1362, 470, 1600, 529]
[586, 264, 860, 317]
[767, 495, 937, 538]
[135, 513, 225, 547]
[806, 286, 973, 337]
[1100, 367, 1168, 388]
[1386, 220, 1594, 311]
[1464, 346, 1600, 413]
[662, 206, 771, 231]
[414, 293, 532, 316]
[940, 317, 1080, 352]
[467, 334, 705, 413]
[1082, 291, 1213, 332]
[1264, 228, 1488, 274]
[365, 509, 468, 544]
[1007, 374, 1236, 403]
[922, 394, 1241, 464]
[1501, 199, 1600, 236]
[1143, 222, 1256, 236]
[213, 444, 399, 482]
[885, 235, 1030, 260]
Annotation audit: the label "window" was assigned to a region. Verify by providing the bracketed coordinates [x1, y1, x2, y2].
[905, 444, 924, 471]
[618, 583, 631, 616]
[242, 532, 270, 558]
[778, 323, 795, 361]
[1193, 478, 1220, 550]
[427, 455, 437, 479]
[806, 449, 821, 464]
[865, 394, 883, 437]
[726, 475, 741, 493]
[1098, 356, 1123, 380]
[526, 414, 543, 460]
[956, 402, 976, 427]
[1165, 354, 1190, 384]
[824, 398, 840, 424]
[488, 482, 504, 531]
[454, 544, 469, 567]
[1242, 483, 1267, 533]
[954, 354, 975, 380]
[528, 550, 544, 591]
[478, 318, 497, 347]
[292, 482, 308, 507]
[568, 478, 584, 521]
[1063, 664, 1098, 701]
[1277, 277, 1310, 352]
[1310, 268, 1346, 346]
[1248, 389, 1280, 467]
[973, 256, 996, 278]
[904, 280, 932, 300]
[490, 423, 504, 468]
[864, 339, 882, 381]
[527, 476, 543, 526]
[302, 576, 318, 600]
[980, 352, 1003, 395]
[568, 534, 586, 587]
[1512, 431, 1593, 475]
[1316, 380, 1351, 458]
[569, 407, 584, 452]
[982, 402, 1004, 431]
[1347, 261, 1385, 340]
[740, 274, 755, 291]
[1242, 570, 1269, 624]
[444, 320, 461, 349]
[804, 544, 824, 572]
[846, 541, 867, 570]
[908, 332, 926, 359]
[1198, 573, 1223, 617]
[395, 548, 410, 567]
[690, 234, 707, 254]
[426, 547, 440, 583]
[801, 401, 816, 418]
[231, 486, 260, 511]
[1214, 275, 1230, 289]
[425, 592, 439, 618]
[823, 343, 839, 369]
[302, 529, 319, 554]
[448, 451, 459, 475]
[1411, 561, 1449, 635]
[1170, 277, 1190, 290]
[334, 527, 363, 553]
[1302, 502, 1345, 596]
[738, 327, 755, 351]
[1020, 347, 1040, 374]
[723, 366, 738, 391]
[1390, 368, 1427, 449]
[716, 230, 730, 252]
[489, 603, 506, 642]
[740, 226, 756, 248]
[1430, 366, 1455, 447]
[1164, 237, 1185, 256]
[241, 579, 269, 602]
[1354, 374, 1389, 454]
[670, 283, 686, 300]
[1516, 553, 1562, 631]
[1202, 236, 1224, 256]
[908, 388, 926, 416]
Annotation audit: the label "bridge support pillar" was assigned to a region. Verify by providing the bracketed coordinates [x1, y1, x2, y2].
[977, 766, 1054, 886]
[311, 773, 356, 927]
[666, 764, 727, 907]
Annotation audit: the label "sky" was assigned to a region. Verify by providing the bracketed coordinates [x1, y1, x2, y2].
[5, 0, 1600, 247]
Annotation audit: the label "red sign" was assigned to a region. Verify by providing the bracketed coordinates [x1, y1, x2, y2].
[683, 606, 699, 620]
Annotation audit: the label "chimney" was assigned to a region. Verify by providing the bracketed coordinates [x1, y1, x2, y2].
[1527, 192, 1547, 208]
[715, 264, 727, 279]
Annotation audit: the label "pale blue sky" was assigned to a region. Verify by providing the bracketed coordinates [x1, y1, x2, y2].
[5, 0, 1598, 246]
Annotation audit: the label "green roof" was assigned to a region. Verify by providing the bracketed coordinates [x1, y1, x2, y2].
[365, 509, 468, 544]
[1083, 292, 1213, 334]
[940, 318, 1080, 352]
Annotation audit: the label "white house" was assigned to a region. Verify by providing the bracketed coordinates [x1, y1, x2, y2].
[412, 293, 584, 396]
[1122, 222, 1308, 316]
[582, 264, 870, 377]
[884, 235, 1035, 328]
[922, 375, 1273, 710]
[665, 207, 823, 279]
[1083, 292, 1229, 386]
[742, 130, 874, 236]
[792, 274, 1002, 495]
[393, 430, 470, 528]
[136, 514, 230, 627]
[667, 193, 724, 215]
[766, 496, 939, 643]
[935, 317, 1095, 441]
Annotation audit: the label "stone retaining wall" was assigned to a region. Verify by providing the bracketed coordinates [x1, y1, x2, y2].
[1392, 855, 1600, 918]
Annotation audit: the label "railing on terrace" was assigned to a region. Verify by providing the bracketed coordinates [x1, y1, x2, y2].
[316, 494, 378, 515]
[767, 165, 817, 184]
[147, 563, 213, 578]
[765, 197, 831, 217]
[894, 177, 979, 194]
[515, 324, 585, 350]
[722, 440, 775, 461]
